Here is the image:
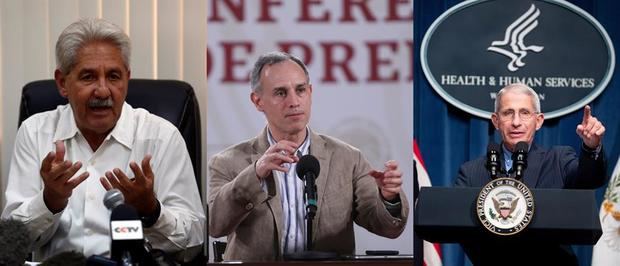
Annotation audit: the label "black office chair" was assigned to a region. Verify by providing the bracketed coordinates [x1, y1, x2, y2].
[18, 79, 202, 195]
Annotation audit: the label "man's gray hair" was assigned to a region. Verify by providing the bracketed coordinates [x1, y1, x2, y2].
[56, 18, 131, 74]
[250, 51, 309, 92]
[494, 83, 541, 113]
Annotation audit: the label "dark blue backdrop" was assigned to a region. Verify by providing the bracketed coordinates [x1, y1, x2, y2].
[414, 0, 620, 265]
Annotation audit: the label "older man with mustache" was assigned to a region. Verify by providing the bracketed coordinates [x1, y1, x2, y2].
[1, 18, 204, 262]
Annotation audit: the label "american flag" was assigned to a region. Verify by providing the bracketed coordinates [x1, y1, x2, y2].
[414, 140, 442, 266]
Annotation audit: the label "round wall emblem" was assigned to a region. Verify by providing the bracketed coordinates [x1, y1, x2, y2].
[421, 0, 615, 119]
[477, 178, 535, 235]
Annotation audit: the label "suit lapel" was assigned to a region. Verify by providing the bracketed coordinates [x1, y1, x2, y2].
[523, 144, 544, 188]
[309, 130, 331, 243]
[253, 127, 283, 256]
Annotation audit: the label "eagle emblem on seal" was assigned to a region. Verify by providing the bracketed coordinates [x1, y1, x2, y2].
[492, 194, 519, 220]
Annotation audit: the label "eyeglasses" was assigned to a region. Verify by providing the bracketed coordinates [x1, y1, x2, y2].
[496, 109, 539, 121]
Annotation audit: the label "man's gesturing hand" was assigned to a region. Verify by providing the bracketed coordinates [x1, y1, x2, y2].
[41, 140, 89, 213]
[370, 160, 403, 202]
[255, 140, 299, 179]
[100, 155, 157, 216]
[576, 105, 605, 149]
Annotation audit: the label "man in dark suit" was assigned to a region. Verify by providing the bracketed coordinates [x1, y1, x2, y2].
[208, 51, 409, 261]
[454, 83, 607, 265]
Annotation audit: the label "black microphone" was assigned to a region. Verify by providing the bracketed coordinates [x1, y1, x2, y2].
[512, 141, 529, 180]
[486, 142, 501, 179]
[86, 254, 118, 266]
[295, 154, 320, 250]
[296, 155, 320, 214]
[0, 219, 31, 266]
[286, 155, 337, 260]
[104, 189, 145, 266]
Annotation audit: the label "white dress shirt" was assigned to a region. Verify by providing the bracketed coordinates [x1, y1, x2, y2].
[1, 103, 205, 260]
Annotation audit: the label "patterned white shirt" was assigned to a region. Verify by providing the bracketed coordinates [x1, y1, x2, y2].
[267, 128, 311, 255]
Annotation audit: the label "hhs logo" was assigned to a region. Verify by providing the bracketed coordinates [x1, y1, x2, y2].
[420, 0, 614, 119]
[487, 4, 544, 72]
[111, 220, 143, 240]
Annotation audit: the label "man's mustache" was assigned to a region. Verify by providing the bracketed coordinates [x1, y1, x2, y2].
[88, 98, 113, 108]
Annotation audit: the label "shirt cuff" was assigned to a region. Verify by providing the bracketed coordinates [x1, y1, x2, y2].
[382, 196, 402, 218]
[581, 142, 602, 160]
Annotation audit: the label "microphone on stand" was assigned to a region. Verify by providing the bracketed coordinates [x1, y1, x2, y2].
[103, 189, 146, 266]
[485, 142, 501, 179]
[285, 155, 336, 261]
[512, 141, 529, 180]
[102, 190, 174, 266]
[296, 154, 320, 244]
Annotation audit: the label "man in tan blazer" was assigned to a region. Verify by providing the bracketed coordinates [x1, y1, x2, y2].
[208, 51, 409, 261]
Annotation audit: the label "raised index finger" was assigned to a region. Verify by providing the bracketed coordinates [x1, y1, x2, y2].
[582, 105, 592, 125]
[54, 140, 65, 162]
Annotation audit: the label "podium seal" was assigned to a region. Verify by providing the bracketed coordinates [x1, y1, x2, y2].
[476, 177, 534, 235]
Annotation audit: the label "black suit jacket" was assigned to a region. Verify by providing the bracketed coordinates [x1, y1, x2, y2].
[453, 143, 607, 265]
[455, 144, 607, 189]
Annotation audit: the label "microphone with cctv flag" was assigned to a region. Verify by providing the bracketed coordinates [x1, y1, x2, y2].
[104, 189, 146, 266]
[486, 142, 501, 179]
[512, 141, 529, 180]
